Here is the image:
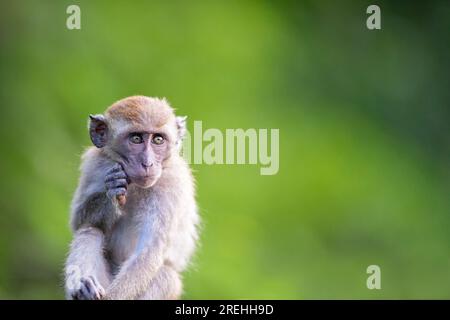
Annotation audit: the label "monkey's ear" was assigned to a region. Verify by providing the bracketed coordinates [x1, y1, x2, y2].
[175, 116, 187, 150]
[89, 114, 108, 148]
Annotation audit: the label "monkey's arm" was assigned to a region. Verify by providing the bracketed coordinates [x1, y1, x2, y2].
[70, 149, 125, 230]
[105, 195, 174, 300]
[71, 192, 119, 230]
[66, 191, 118, 299]
[65, 226, 111, 299]
[66, 150, 122, 299]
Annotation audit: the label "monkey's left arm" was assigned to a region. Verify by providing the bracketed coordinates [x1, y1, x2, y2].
[104, 195, 174, 300]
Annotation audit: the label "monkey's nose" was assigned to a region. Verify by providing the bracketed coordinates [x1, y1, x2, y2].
[142, 162, 153, 170]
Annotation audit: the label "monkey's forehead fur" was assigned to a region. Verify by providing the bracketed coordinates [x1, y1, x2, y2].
[104, 96, 178, 137]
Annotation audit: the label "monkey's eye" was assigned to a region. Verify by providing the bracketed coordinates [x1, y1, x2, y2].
[151, 134, 165, 145]
[129, 133, 144, 144]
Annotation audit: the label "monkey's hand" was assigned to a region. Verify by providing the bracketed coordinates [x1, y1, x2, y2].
[105, 163, 128, 206]
[68, 276, 106, 300]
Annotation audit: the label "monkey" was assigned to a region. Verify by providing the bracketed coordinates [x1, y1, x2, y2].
[64, 96, 199, 300]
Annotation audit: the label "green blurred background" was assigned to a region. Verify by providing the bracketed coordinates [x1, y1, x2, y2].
[0, 0, 449, 299]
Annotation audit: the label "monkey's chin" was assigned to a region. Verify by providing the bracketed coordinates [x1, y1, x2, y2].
[132, 177, 158, 189]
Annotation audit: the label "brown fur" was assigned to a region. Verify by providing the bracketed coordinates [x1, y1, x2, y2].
[105, 96, 174, 129]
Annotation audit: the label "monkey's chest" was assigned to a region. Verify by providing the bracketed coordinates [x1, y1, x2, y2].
[104, 214, 141, 270]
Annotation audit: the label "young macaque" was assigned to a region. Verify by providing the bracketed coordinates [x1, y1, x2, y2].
[64, 96, 199, 300]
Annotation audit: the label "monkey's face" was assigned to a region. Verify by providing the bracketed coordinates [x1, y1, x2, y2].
[88, 96, 183, 189]
[114, 130, 170, 188]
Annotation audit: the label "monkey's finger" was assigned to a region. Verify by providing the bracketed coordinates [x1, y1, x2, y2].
[107, 187, 126, 200]
[81, 278, 95, 299]
[117, 194, 126, 206]
[106, 179, 128, 189]
[79, 287, 91, 300]
[82, 277, 103, 300]
[75, 291, 84, 300]
[106, 163, 124, 175]
[105, 171, 128, 182]
[90, 276, 105, 298]
[89, 275, 99, 287]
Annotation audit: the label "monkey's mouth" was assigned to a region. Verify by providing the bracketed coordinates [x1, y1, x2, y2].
[130, 175, 157, 188]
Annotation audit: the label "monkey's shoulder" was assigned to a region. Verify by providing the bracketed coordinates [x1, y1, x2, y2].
[80, 146, 111, 167]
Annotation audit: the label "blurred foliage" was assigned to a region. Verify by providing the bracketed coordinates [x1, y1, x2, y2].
[0, 0, 449, 299]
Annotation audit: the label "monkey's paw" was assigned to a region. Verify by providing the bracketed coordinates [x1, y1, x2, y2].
[70, 276, 105, 300]
[105, 163, 128, 201]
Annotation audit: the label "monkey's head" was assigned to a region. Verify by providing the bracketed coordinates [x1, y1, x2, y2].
[89, 96, 186, 188]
